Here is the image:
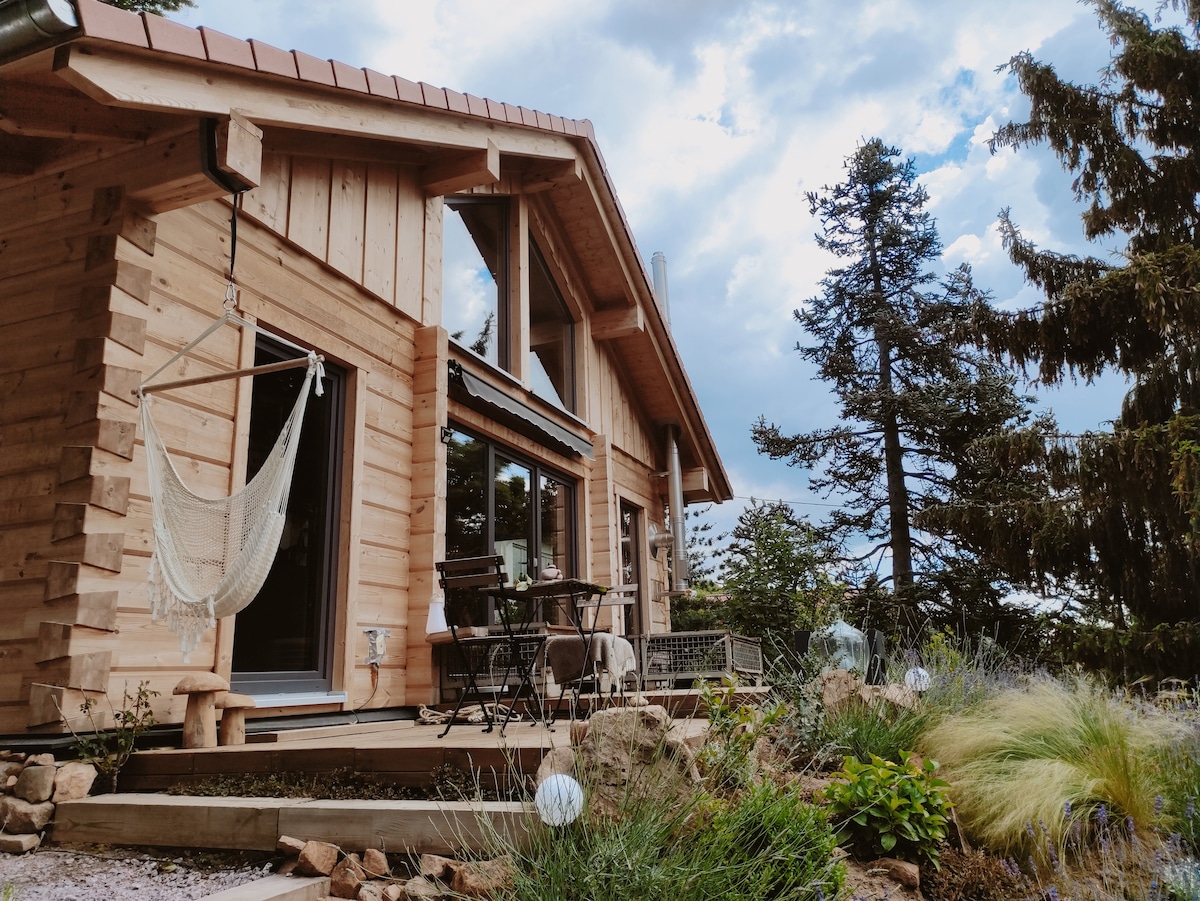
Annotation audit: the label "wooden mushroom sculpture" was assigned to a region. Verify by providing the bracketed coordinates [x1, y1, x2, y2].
[173, 672, 230, 749]
[217, 692, 256, 746]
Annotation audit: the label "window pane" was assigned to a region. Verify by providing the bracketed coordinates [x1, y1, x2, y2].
[494, 456, 533, 583]
[528, 240, 574, 411]
[539, 473, 571, 576]
[444, 200, 506, 367]
[445, 430, 487, 560]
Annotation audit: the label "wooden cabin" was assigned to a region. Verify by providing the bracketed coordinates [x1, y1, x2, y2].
[0, 0, 731, 736]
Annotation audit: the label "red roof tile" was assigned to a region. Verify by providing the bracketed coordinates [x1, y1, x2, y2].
[549, 114, 566, 133]
[485, 98, 506, 121]
[364, 68, 399, 100]
[466, 94, 489, 118]
[502, 103, 522, 124]
[393, 76, 424, 104]
[420, 83, 449, 110]
[444, 88, 470, 115]
[200, 27, 255, 69]
[75, 0, 148, 48]
[331, 59, 369, 93]
[293, 50, 336, 86]
[143, 13, 205, 58]
[536, 110, 552, 130]
[250, 40, 298, 79]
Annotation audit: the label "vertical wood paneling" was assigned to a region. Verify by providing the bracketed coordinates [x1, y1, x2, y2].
[245, 152, 290, 234]
[328, 161, 367, 284]
[395, 171, 425, 323]
[363, 163, 399, 304]
[287, 157, 331, 261]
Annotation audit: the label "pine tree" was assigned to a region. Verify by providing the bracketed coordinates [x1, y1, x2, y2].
[754, 139, 1034, 628]
[100, 0, 195, 15]
[950, 1, 1200, 642]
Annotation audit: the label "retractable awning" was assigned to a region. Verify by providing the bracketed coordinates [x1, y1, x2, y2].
[448, 361, 595, 459]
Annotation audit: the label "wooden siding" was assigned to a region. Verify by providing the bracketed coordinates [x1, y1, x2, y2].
[243, 152, 425, 323]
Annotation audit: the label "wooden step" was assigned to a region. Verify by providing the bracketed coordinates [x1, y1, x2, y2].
[200, 874, 329, 901]
[53, 793, 533, 856]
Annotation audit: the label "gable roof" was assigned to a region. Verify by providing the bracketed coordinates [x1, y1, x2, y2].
[0, 0, 732, 503]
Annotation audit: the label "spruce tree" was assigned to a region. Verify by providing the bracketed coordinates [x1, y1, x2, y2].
[946, 1, 1200, 648]
[754, 139, 1034, 631]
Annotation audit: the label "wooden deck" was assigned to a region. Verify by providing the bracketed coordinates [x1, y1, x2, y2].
[119, 688, 759, 793]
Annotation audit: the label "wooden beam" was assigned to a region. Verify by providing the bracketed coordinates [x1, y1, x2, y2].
[0, 81, 162, 142]
[53, 45, 578, 161]
[591, 305, 644, 341]
[261, 127, 427, 166]
[519, 157, 583, 193]
[420, 141, 499, 197]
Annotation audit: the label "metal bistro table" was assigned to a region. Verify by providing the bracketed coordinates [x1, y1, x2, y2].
[486, 578, 608, 725]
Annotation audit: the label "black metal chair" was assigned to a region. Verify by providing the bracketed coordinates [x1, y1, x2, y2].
[435, 555, 509, 738]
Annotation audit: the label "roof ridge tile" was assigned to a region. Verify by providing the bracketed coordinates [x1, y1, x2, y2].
[75, 0, 148, 48]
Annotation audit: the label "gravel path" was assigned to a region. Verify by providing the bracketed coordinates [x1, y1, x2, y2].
[0, 845, 273, 901]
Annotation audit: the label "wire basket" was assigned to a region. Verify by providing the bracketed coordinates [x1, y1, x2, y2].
[631, 630, 764, 687]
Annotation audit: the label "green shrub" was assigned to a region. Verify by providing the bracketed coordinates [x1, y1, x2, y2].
[821, 750, 953, 869]
[920, 676, 1181, 857]
[696, 676, 785, 792]
[820, 697, 930, 766]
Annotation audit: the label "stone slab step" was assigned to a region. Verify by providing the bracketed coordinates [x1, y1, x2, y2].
[200, 874, 330, 901]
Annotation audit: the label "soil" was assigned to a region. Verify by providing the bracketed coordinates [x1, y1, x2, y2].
[0, 843, 275, 901]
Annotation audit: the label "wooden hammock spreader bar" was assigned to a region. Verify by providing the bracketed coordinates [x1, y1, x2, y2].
[137, 354, 324, 396]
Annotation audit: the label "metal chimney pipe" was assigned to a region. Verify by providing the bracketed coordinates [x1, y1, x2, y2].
[0, 0, 78, 57]
[651, 251, 670, 325]
[666, 423, 688, 592]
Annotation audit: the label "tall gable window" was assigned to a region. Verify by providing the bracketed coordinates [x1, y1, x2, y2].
[444, 198, 508, 368]
[529, 239, 575, 412]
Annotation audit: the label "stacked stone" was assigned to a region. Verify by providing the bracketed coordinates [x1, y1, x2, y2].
[0, 750, 97, 853]
[278, 835, 513, 901]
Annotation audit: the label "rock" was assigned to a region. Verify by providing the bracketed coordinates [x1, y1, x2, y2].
[277, 834, 308, 856]
[819, 669, 862, 712]
[449, 856, 514, 897]
[401, 877, 442, 899]
[5, 776, 16, 790]
[14, 765, 56, 803]
[0, 796, 54, 833]
[357, 883, 384, 901]
[382, 884, 405, 901]
[27, 753, 55, 767]
[578, 705, 698, 820]
[534, 746, 576, 786]
[876, 857, 920, 890]
[0, 761, 24, 784]
[331, 854, 366, 899]
[418, 854, 455, 881]
[275, 858, 299, 875]
[52, 761, 97, 802]
[0, 751, 25, 763]
[296, 840, 341, 876]
[0, 831, 41, 853]
[362, 847, 389, 878]
[569, 719, 588, 746]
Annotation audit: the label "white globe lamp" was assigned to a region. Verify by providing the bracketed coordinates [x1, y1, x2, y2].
[534, 774, 584, 826]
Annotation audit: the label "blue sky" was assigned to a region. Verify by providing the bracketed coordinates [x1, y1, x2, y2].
[178, 0, 1137, 546]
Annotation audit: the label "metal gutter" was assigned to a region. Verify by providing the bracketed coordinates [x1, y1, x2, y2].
[0, 0, 78, 60]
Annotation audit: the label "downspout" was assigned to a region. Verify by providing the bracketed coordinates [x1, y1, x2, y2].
[653, 250, 687, 591]
[0, 0, 79, 57]
[666, 423, 688, 593]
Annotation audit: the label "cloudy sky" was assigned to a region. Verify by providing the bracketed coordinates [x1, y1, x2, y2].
[178, 0, 1136, 543]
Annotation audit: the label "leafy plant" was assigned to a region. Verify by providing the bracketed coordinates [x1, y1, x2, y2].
[822, 750, 953, 869]
[696, 675, 785, 792]
[820, 697, 930, 767]
[61, 681, 159, 794]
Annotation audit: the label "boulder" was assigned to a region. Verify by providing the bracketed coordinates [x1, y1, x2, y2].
[876, 857, 920, 890]
[362, 847, 389, 878]
[400, 877, 442, 899]
[331, 853, 366, 899]
[277, 834, 308, 856]
[449, 856, 514, 898]
[533, 746, 576, 786]
[53, 761, 98, 802]
[13, 765, 55, 803]
[296, 840, 340, 876]
[27, 753, 55, 767]
[0, 796, 54, 833]
[0, 831, 40, 853]
[578, 705, 698, 820]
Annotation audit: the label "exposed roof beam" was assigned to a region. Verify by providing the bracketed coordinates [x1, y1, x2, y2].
[519, 157, 582, 193]
[261, 127, 427, 166]
[591, 306, 644, 341]
[0, 80, 158, 142]
[52, 44, 579, 162]
[421, 141, 499, 196]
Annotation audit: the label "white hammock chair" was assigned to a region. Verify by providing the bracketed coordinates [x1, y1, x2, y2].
[138, 311, 325, 659]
